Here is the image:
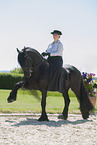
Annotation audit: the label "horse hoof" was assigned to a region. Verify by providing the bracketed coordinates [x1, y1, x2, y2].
[38, 116, 49, 121]
[58, 114, 67, 120]
[82, 114, 89, 120]
[8, 100, 14, 103]
[7, 98, 16, 103]
[82, 112, 89, 120]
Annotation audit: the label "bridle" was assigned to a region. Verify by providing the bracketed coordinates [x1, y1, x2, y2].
[29, 59, 44, 73]
[23, 52, 44, 75]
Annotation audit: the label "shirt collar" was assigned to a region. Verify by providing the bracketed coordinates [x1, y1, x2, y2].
[52, 40, 60, 44]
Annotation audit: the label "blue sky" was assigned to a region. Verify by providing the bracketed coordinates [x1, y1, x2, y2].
[0, 0, 97, 74]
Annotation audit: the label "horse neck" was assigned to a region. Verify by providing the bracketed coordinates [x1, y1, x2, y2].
[28, 51, 43, 66]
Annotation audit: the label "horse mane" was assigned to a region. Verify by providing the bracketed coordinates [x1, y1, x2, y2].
[22, 47, 43, 59]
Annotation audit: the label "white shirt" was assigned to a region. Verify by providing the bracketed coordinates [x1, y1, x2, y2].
[46, 40, 63, 57]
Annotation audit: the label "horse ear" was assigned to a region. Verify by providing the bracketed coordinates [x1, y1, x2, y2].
[16, 48, 20, 53]
[24, 46, 26, 49]
[23, 46, 26, 54]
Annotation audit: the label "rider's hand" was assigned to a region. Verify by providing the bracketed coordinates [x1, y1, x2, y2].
[42, 52, 50, 57]
[42, 52, 46, 56]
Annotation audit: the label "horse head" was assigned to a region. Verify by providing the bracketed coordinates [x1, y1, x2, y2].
[17, 47, 34, 79]
[17, 47, 43, 79]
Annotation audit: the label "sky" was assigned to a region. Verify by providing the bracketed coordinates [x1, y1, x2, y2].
[0, 0, 97, 75]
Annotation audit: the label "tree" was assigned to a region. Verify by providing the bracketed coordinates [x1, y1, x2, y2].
[10, 67, 23, 74]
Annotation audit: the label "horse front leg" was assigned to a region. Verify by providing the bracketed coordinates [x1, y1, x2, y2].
[7, 81, 24, 103]
[58, 90, 70, 120]
[38, 90, 49, 121]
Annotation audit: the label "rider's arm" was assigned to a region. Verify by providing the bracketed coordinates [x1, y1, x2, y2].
[50, 43, 63, 57]
[47, 41, 63, 57]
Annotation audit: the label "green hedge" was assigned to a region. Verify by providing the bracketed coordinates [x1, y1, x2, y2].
[0, 73, 23, 89]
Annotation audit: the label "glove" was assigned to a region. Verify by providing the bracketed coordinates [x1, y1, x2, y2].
[42, 52, 50, 57]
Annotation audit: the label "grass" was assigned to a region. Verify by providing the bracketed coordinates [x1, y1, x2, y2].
[0, 89, 97, 114]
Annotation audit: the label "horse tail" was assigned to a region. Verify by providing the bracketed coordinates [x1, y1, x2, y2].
[80, 78, 94, 119]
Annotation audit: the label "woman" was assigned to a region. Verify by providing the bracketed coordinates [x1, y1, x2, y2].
[42, 30, 63, 69]
[42, 30, 65, 92]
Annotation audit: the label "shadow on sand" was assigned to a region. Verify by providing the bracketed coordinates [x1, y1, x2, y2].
[5, 116, 93, 127]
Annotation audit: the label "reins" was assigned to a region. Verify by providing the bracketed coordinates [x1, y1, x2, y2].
[23, 54, 44, 73]
[31, 59, 44, 73]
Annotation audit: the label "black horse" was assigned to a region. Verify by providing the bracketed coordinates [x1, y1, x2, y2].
[7, 47, 93, 121]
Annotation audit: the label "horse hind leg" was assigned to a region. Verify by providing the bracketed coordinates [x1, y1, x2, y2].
[58, 90, 70, 120]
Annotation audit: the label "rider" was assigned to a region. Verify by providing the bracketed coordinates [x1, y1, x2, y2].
[42, 30, 63, 68]
[42, 30, 65, 93]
